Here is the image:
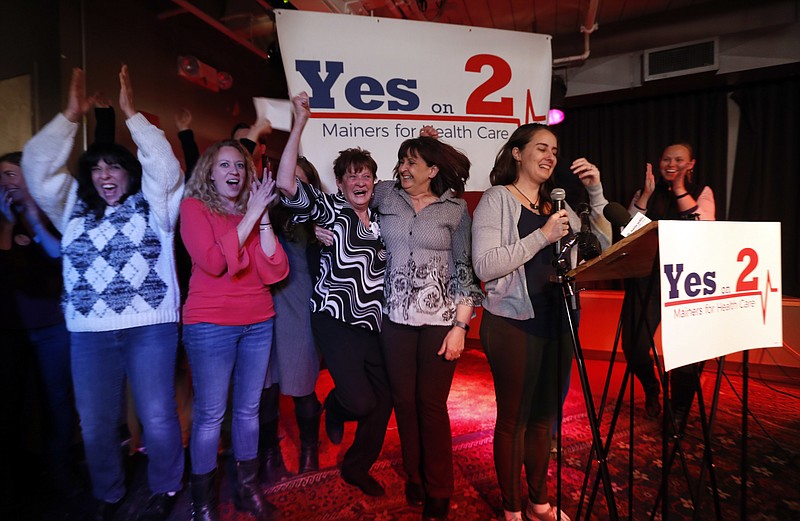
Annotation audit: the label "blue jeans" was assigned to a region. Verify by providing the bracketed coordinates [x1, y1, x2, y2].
[71, 323, 184, 502]
[183, 320, 273, 474]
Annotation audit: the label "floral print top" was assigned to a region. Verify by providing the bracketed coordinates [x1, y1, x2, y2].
[373, 181, 483, 327]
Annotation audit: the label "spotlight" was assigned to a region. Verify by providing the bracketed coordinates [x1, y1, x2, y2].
[217, 71, 234, 90]
[547, 109, 565, 125]
[178, 56, 200, 77]
[178, 55, 232, 92]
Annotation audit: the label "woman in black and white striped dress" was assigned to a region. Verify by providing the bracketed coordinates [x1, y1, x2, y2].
[276, 93, 392, 497]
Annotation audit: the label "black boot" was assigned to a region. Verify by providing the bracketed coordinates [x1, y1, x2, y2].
[190, 470, 218, 521]
[295, 409, 321, 474]
[235, 458, 279, 521]
[259, 418, 290, 484]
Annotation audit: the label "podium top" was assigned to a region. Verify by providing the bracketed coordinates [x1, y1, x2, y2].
[566, 221, 659, 282]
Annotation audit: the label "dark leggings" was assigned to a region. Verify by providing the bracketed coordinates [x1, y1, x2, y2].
[480, 311, 573, 511]
[311, 312, 393, 476]
[622, 275, 702, 410]
[259, 384, 321, 422]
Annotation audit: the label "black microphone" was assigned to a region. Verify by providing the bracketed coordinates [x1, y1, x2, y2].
[550, 188, 566, 255]
[603, 202, 632, 229]
[553, 234, 579, 266]
[576, 203, 601, 260]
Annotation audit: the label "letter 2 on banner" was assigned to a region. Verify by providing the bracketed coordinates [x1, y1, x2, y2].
[659, 221, 782, 372]
[275, 9, 552, 192]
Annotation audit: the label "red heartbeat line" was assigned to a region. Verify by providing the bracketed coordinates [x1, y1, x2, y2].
[760, 270, 780, 324]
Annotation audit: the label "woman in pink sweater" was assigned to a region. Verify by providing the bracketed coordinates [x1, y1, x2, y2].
[180, 140, 289, 521]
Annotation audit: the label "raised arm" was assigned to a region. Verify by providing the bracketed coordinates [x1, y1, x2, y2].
[568, 158, 612, 250]
[275, 92, 310, 198]
[120, 65, 184, 231]
[22, 68, 93, 232]
[175, 108, 200, 177]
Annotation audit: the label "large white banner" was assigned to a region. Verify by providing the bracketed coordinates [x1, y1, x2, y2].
[275, 10, 552, 192]
[659, 221, 783, 371]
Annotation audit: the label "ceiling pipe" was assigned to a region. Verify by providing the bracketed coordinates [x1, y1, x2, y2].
[552, 0, 600, 68]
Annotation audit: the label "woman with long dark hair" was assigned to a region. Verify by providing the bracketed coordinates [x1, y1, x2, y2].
[373, 132, 483, 521]
[472, 123, 611, 521]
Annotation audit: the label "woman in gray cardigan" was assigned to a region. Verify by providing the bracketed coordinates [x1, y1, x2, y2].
[472, 123, 610, 521]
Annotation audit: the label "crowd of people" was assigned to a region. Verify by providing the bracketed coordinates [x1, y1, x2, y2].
[0, 65, 709, 521]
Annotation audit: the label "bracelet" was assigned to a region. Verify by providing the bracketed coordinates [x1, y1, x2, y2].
[453, 320, 470, 332]
[633, 203, 647, 212]
[674, 192, 690, 199]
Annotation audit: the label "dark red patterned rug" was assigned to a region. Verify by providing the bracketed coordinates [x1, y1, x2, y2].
[25, 352, 800, 521]
[249, 364, 800, 520]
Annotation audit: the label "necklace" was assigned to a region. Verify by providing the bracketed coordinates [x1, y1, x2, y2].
[512, 183, 539, 210]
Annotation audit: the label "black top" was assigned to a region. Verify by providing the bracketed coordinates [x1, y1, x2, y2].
[281, 180, 387, 332]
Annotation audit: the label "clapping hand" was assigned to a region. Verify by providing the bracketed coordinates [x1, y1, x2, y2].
[119, 64, 136, 118]
[248, 169, 279, 217]
[642, 163, 656, 198]
[63, 68, 101, 123]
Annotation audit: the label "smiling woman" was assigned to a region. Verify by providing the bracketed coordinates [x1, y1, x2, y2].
[180, 138, 289, 521]
[22, 65, 187, 521]
[276, 92, 393, 499]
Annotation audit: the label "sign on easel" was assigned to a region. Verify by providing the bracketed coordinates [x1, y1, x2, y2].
[659, 221, 782, 371]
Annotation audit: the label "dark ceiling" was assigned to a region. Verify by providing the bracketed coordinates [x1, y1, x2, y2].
[155, 0, 770, 63]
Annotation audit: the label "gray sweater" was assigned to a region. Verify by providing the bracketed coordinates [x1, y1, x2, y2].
[472, 183, 611, 320]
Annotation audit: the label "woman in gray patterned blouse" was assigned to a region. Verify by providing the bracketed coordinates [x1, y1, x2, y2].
[373, 129, 484, 521]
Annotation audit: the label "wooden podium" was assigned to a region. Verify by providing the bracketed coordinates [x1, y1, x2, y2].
[566, 221, 659, 283]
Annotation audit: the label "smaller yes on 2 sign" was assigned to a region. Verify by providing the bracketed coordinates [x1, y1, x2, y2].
[658, 221, 782, 372]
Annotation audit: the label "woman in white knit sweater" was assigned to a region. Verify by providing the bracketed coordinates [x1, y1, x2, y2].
[22, 66, 184, 521]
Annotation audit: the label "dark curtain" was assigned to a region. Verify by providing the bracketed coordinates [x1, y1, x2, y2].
[557, 89, 729, 218]
[729, 77, 800, 297]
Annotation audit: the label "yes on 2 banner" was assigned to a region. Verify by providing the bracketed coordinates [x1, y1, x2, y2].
[275, 9, 552, 192]
[659, 221, 782, 372]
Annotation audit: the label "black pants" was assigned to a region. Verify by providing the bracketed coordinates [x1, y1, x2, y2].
[621, 275, 701, 410]
[480, 311, 573, 511]
[311, 312, 393, 476]
[380, 318, 457, 499]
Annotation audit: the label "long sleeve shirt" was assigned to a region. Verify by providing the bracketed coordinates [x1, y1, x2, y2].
[281, 179, 387, 332]
[373, 181, 483, 326]
[23, 113, 184, 332]
[472, 182, 611, 321]
[180, 197, 289, 326]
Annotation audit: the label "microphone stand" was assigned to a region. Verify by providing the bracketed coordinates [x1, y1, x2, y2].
[554, 246, 620, 521]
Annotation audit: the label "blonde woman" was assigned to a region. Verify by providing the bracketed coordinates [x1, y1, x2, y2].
[180, 140, 289, 521]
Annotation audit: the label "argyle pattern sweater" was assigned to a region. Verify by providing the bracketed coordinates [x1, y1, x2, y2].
[23, 113, 184, 332]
